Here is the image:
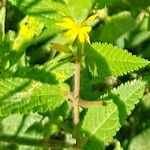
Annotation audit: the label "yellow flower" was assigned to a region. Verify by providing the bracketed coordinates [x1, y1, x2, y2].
[56, 14, 97, 44]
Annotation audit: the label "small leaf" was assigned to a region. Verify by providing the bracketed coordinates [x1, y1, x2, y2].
[82, 80, 145, 149]
[85, 43, 149, 77]
[50, 43, 70, 53]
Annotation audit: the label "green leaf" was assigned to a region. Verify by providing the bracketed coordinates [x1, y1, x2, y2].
[13, 16, 44, 52]
[82, 80, 145, 149]
[92, 11, 136, 44]
[9, 0, 95, 22]
[0, 1, 6, 41]
[8, 0, 64, 38]
[0, 6, 3, 41]
[0, 41, 11, 71]
[95, 0, 122, 8]
[126, 0, 150, 11]
[128, 128, 150, 150]
[128, 31, 150, 48]
[50, 62, 75, 83]
[9, 0, 63, 13]
[101, 12, 135, 43]
[12, 62, 75, 84]
[0, 41, 10, 60]
[0, 114, 42, 136]
[85, 43, 149, 77]
[126, 16, 150, 48]
[80, 69, 101, 100]
[65, 0, 94, 21]
[0, 78, 70, 118]
[0, 41, 27, 73]
[8, 0, 68, 20]
[0, 41, 20, 72]
[142, 93, 150, 109]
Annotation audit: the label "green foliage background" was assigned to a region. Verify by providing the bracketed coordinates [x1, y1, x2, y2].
[0, 0, 150, 149]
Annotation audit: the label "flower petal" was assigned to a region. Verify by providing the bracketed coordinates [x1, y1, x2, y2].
[83, 32, 90, 43]
[78, 32, 85, 43]
[81, 26, 91, 33]
[85, 14, 98, 25]
[65, 30, 77, 42]
[56, 18, 75, 29]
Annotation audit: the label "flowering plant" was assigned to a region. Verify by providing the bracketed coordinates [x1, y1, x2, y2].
[0, 0, 150, 149]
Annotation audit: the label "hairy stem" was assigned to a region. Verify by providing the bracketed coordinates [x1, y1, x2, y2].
[1, 0, 6, 40]
[73, 48, 81, 126]
[0, 134, 67, 148]
[68, 93, 107, 108]
[72, 45, 82, 149]
[1, 0, 6, 6]
[78, 99, 107, 108]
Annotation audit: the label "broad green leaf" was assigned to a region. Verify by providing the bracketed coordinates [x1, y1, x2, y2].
[82, 80, 145, 149]
[8, 0, 64, 40]
[8, 0, 68, 22]
[85, 43, 149, 77]
[11, 67, 57, 84]
[12, 62, 75, 84]
[10, 0, 68, 15]
[0, 78, 70, 118]
[9, 0, 95, 22]
[92, 11, 136, 44]
[128, 128, 150, 150]
[65, 0, 95, 21]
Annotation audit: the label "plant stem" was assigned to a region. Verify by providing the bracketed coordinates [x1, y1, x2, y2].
[68, 93, 107, 108]
[0, 134, 67, 148]
[1, 0, 6, 41]
[78, 99, 107, 108]
[1, 0, 6, 8]
[73, 47, 81, 126]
